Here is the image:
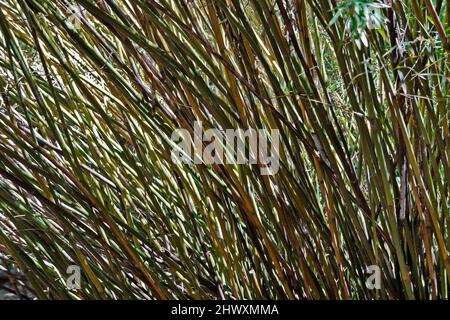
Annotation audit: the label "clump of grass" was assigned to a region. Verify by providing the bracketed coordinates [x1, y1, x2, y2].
[0, 0, 449, 299]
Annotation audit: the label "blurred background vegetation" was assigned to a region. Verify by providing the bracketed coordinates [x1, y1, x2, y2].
[0, 0, 449, 299]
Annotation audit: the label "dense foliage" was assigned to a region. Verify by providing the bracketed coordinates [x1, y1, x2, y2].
[0, 0, 449, 299]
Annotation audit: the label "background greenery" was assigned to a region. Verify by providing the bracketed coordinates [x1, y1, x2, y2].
[0, 0, 449, 299]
